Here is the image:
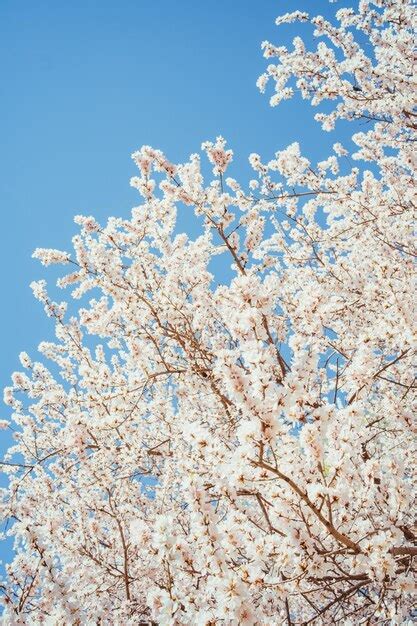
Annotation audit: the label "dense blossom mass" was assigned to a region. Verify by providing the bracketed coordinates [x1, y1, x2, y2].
[1, 1, 416, 624]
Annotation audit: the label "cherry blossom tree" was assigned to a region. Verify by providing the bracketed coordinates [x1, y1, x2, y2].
[1, 1, 415, 623]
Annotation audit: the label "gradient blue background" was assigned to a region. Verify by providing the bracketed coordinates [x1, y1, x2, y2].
[0, 0, 349, 572]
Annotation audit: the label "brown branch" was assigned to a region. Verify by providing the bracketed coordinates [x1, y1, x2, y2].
[348, 349, 411, 404]
[390, 546, 417, 557]
[304, 579, 371, 625]
[253, 460, 360, 553]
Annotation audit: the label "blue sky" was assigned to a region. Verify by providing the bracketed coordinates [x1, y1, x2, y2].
[0, 0, 349, 569]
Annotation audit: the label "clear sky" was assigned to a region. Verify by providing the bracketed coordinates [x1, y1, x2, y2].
[0, 0, 348, 570]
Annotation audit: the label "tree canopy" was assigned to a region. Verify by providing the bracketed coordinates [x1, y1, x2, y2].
[1, 1, 416, 623]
